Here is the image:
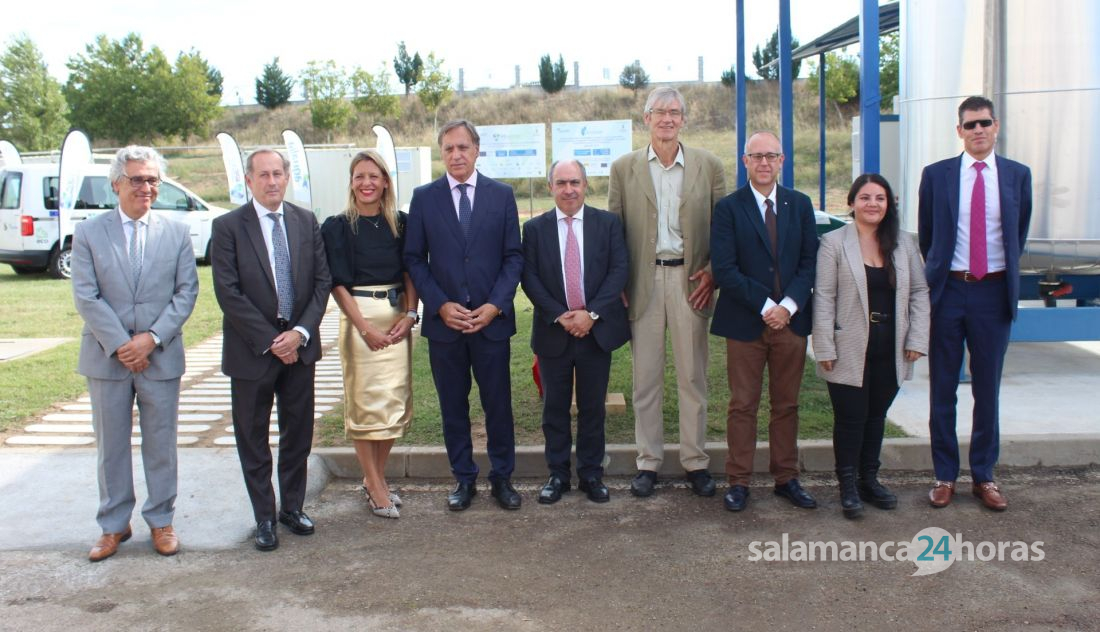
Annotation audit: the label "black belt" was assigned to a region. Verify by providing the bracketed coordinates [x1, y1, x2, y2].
[655, 258, 685, 267]
[949, 270, 1006, 282]
[351, 287, 404, 299]
[276, 318, 290, 331]
[869, 312, 892, 324]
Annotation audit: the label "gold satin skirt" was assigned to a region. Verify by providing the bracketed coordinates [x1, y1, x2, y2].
[338, 284, 413, 441]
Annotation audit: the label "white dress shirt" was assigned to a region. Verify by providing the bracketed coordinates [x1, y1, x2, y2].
[253, 200, 309, 344]
[647, 144, 685, 258]
[952, 150, 1005, 273]
[749, 184, 800, 317]
[446, 170, 478, 220]
[119, 208, 148, 266]
[555, 205, 585, 292]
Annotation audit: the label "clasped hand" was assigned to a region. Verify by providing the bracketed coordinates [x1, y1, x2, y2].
[271, 330, 302, 365]
[559, 310, 594, 338]
[440, 301, 498, 334]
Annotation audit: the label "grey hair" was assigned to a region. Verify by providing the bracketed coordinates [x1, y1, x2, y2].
[743, 130, 782, 155]
[245, 148, 291, 174]
[437, 119, 480, 147]
[109, 146, 167, 182]
[547, 159, 588, 185]
[644, 87, 687, 116]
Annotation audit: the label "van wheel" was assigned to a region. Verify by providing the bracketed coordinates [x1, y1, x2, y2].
[47, 245, 72, 280]
[11, 265, 46, 275]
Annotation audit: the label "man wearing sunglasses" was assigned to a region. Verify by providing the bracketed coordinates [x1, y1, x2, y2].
[918, 96, 1033, 512]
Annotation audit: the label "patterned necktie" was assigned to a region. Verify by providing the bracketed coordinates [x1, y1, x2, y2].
[564, 216, 584, 310]
[268, 212, 295, 319]
[128, 219, 142, 288]
[970, 162, 988, 279]
[458, 183, 473, 240]
[765, 199, 781, 299]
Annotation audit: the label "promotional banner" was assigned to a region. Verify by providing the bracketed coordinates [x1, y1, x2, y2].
[57, 129, 93, 242]
[476, 124, 546, 179]
[281, 129, 312, 208]
[551, 120, 633, 177]
[216, 131, 249, 205]
[0, 140, 21, 166]
[372, 124, 400, 206]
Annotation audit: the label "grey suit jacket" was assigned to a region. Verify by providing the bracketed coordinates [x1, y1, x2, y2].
[607, 145, 726, 320]
[72, 209, 199, 381]
[812, 224, 930, 387]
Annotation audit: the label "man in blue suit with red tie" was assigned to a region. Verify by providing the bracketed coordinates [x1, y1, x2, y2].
[404, 119, 524, 511]
[919, 96, 1033, 511]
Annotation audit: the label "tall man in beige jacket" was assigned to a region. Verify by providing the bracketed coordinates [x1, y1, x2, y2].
[608, 87, 726, 498]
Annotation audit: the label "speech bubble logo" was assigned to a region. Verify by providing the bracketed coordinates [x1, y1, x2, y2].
[907, 527, 956, 576]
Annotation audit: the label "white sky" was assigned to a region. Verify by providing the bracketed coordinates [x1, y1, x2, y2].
[6, 0, 875, 105]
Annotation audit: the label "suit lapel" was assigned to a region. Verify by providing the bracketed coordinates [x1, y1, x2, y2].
[435, 177, 466, 248]
[283, 203, 303, 292]
[740, 188, 772, 257]
[776, 187, 792, 258]
[545, 211, 567, 303]
[103, 210, 130, 289]
[581, 206, 598, 301]
[995, 155, 1017, 251]
[633, 151, 658, 212]
[243, 203, 278, 294]
[468, 174, 491, 251]
[947, 155, 962, 226]
[842, 225, 869, 317]
[134, 212, 163, 295]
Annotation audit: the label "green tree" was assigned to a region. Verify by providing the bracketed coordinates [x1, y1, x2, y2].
[538, 54, 568, 95]
[416, 52, 452, 132]
[619, 61, 650, 96]
[64, 33, 176, 143]
[808, 51, 860, 124]
[302, 60, 351, 142]
[350, 65, 400, 120]
[0, 34, 68, 151]
[255, 57, 294, 109]
[879, 32, 899, 110]
[205, 65, 223, 97]
[160, 51, 223, 139]
[752, 29, 801, 80]
[393, 41, 423, 97]
[720, 65, 737, 88]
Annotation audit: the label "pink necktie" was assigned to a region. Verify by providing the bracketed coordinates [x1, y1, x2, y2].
[970, 162, 988, 279]
[564, 217, 584, 310]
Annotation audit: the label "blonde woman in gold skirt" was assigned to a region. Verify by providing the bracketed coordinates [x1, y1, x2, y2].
[321, 150, 418, 519]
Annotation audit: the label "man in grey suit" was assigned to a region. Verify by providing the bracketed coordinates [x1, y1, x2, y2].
[212, 149, 331, 551]
[72, 146, 199, 562]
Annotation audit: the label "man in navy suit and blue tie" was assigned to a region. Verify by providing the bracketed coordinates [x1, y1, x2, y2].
[404, 119, 524, 511]
[521, 160, 630, 504]
[919, 96, 1032, 511]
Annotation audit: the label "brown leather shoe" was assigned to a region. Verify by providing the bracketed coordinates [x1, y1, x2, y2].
[89, 526, 132, 562]
[929, 481, 955, 508]
[151, 525, 180, 556]
[972, 481, 1008, 511]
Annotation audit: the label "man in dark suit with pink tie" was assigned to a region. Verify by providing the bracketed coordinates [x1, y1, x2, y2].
[919, 96, 1033, 511]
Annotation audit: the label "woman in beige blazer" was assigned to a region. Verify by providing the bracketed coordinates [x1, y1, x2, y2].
[813, 174, 930, 519]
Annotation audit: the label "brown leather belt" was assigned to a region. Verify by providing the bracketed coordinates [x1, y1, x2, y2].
[949, 270, 1006, 282]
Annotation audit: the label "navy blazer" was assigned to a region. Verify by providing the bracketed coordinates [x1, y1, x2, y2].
[918, 153, 1033, 319]
[404, 172, 523, 342]
[711, 184, 819, 341]
[521, 205, 631, 357]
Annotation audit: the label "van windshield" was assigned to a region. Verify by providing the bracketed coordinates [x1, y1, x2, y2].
[44, 176, 119, 211]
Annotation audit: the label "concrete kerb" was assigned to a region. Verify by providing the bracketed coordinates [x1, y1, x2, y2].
[309, 433, 1100, 482]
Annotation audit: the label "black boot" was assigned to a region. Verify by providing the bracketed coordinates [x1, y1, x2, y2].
[837, 467, 864, 519]
[858, 467, 897, 510]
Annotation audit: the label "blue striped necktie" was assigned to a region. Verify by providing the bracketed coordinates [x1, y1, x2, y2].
[458, 183, 472, 240]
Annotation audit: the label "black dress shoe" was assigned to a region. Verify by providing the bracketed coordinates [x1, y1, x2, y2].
[447, 482, 477, 511]
[538, 476, 570, 505]
[254, 520, 278, 551]
[686, 469, 717, 497]
[774, 479, 818, 509]
[724, 485, 750, 512]
[278, 509, 315, 535]
[630, 470, 658, 497]
[578, 477, 610, 503]
[490, 479, 522, 510]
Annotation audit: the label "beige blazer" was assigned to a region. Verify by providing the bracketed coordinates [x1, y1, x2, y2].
[608, 145, 726, 320]
[812, 224, 930, 387]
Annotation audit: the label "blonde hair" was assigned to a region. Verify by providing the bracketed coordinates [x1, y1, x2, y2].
[344, 150, 397, 236]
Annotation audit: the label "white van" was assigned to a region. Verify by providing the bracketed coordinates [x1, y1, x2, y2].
[0, 163, 229, 279]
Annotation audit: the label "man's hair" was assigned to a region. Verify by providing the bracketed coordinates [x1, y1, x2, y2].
[109, 146, 166, 182]
[958, 96, 996, 124]
[644, 87, 687, 116]
[437, 119, 480, 147]
[548, 159, 588, 185]
[245, 148, 291, 174]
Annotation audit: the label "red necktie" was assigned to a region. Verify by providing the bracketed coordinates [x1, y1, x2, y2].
[564, 217, 584, 310]
[970, 162, 988, 279]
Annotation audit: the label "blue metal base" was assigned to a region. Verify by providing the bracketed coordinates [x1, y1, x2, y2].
[1010, 306, 1100, 342]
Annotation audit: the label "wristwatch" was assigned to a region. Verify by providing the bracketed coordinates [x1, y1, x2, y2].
[406, 310, 420, 325]
[587, 311, 600, 321]
[149, 331, 162, 346]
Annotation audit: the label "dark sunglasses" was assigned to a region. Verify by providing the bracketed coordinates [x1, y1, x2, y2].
[961, 118, 995, 130]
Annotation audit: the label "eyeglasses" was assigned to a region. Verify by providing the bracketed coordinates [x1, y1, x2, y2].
[121, 175, 161, 188]
[648, 108, 683, 119]
[961, 119, 995, 130]
[745, 152, 782, 163]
